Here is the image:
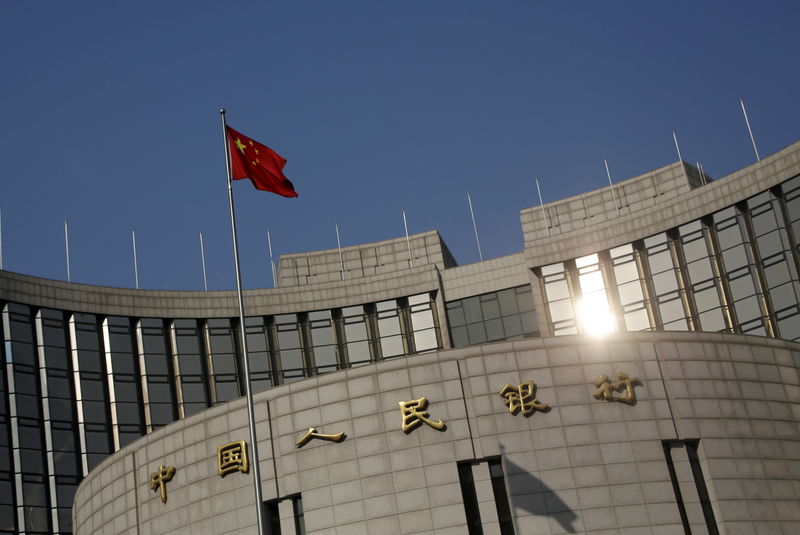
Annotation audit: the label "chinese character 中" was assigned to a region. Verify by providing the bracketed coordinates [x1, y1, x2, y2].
[399, 397, 446, 433]
[149, 464, 176, 504]
[295, 427, 347, 448]
[499, 381, 550, 416]
[593, 372, 640, 404]
[218, 440, 249, 477]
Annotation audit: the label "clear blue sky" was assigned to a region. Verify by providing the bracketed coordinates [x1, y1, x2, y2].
[1, 1, 798, 291]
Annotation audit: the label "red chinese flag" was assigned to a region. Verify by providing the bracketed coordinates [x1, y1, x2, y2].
[226, 126, 298, 197]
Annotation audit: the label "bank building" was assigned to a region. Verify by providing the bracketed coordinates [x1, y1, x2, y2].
[1, 140, 800, 535]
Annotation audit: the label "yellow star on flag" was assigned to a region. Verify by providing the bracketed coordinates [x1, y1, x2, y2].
[235, 138, 247, 154]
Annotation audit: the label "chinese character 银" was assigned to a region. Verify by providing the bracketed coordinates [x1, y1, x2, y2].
[500, 381, 549, 416]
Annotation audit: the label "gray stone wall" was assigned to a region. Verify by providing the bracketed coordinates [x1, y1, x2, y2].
[73, 331, 800, 534]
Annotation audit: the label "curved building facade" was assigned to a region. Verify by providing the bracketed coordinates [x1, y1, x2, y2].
[0, 141, 797, 534]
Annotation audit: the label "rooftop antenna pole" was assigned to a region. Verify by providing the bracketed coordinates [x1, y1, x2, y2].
[220, 109, 266, 535]
[199, 232, 208, 291]
[64, 220, 71, 282]
[603, 159, 621, 213]
[535, 178, 551, 237]
[672, 130, 689, 182]
[695, 162, 707, 186]
[266, 228, 277, 287]
[131, 228, 139, 289]
[402, 210, 414, 268]
[0, 208, 4, 270]
[335, 222, 345, 280]
[740, 98, 760, 161]
[467, 193, 484, 261]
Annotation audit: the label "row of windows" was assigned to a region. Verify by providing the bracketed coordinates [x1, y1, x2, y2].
[445, 286, 539, 347]
[0, 293, 440, 534]
[539, 176, 800, 341]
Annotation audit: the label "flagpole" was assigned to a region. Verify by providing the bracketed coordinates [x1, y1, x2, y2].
[672, 130, 689, 182]
[131, 228, 140, 289]
[0, 207, 3, 270]
[64, 220, 71, 282]
[335, 222, 345, 280]
[603, 159, 621, 213]
[266, 229, 277, 287]
[402, 210, 414, 268]
[466, 193, 484, 261]
[535, 178, 550, 237]
[199, 232, 208, 291]
[220, 109, 266, 535]
[740, 98, 760, 161]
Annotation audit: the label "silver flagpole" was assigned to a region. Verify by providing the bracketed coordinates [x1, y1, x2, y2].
[698, 162, 707, 185]
[335, 222, 345, 280]
[603, 159, 621, 213]
[672, 130, 689, 181]
[535, 178, 550, 237]
[740, 98, 761, 161]
[466, 193, 484, 261]
[199, 232, 208, 291]
[266, 229, 277, 287]
[64, 220, 71, 282]
[131, 228, 140, 289]
[219, 109, 265, 535]
[402, 210, 414, 268]
[0, 207, 3, 270]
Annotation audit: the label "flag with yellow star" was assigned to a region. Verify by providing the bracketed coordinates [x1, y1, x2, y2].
[226, 126, 298, 197]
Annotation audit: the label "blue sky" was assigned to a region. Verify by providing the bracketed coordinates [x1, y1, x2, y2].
[1, 1, 798, 291]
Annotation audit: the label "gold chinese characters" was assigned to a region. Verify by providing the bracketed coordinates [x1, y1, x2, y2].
[295, 427, 347, 448]
[499, 381, 549, 416]
[593, 372, 640, 404]
[218, 440, 249, 476]
[149, 464, 175, 503]
[399, 397, 446, 433]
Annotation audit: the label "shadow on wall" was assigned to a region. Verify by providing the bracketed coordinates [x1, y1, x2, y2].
[503, 454, 579, 533]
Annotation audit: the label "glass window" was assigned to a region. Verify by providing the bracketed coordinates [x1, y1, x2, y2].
[138, 318, 177, 429]
[243, 317, 274, 393]
[274, 314, 305, 383]
[376, 300, 404, 359]
[408, 293, 439, 353]
[172, 319, 209, 417]
[342, 306, 372, 367]
[308, 311, 339, 374]
[541, 262, 577, 335]
[105, 316, 143, 447]
[446, 286, 539, 347]
[206, 318, 241, 401]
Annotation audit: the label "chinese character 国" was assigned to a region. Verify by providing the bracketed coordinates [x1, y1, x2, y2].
[218, 440, 249, 477]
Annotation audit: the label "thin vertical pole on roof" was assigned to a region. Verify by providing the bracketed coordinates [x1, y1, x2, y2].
[603, 159, 621, 213]
[0, 207, 3, 270]
[402, 210, 414, 268]
[535, 178, 550, 237]
[199, 232, 208, 291]
[335, 222, 345, 280]
[131, 228, 139, 289]
[467, 193, 484, 261]
[672, 130, 689, 182]
[219, 108, 266, 535]
[266, 228, 277, 287]
[740, 98, 761, 161]
[64, 220, 71, 282]
[695, 162, 707, 186]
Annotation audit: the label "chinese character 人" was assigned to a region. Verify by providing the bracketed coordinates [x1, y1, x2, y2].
[593, 372, 640, 404]
[399, 396, 446, 433]
[218, 440, 249, 477]
[295, 427, 347, 448]
[149, 464, 176, 504]
[500, 381, 549, 416]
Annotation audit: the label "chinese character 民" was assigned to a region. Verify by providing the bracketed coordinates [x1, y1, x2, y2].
[500, 381, 549, 416]
[218, 440, 249, 476]
[399, 396, 446, 433]
[593, 372, 640, 404]
[149, 464, 176, 503]
[295, 427, 347, 448]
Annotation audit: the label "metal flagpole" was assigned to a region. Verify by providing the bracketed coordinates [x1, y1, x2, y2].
[0, 207, 3, 270]
[266, 229, 277, 287]
[740, 98, 760, 161]
[131, 229, 140, 289]
[64, 220, 71, 282]
[698, 162, 707, 185]
[466, 193, 484, 261]
[535, 179, 551, 237]
[402, 210, 414, 268]
[672, 130, 689, 182]
[199, 232, 208, 291]
[335, 222, 345, 280]
[219, 109, 266, 535]
[603, 159, 621, 213]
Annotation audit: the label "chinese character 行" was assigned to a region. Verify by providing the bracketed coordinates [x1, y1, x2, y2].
[499, 381, 549, 416]
[295, 427, 347, 448]
[218, 440, 249, 476]
[593, 372, 640, 404]
[149, 464, 176, 504]
[399, 397, 446, 433]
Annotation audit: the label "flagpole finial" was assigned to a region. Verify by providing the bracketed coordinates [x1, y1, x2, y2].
[219, 108, 226, 115]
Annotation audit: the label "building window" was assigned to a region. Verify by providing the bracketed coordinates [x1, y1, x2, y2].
[340, 305, 373, 367]
[171, 319, 209, 418]
[447, 286, 538, 347]
[205, 318, 241, 402]
[273, 314, 306, 384]
[540, 262, 577, 336]
[137, 319, 178, 430]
